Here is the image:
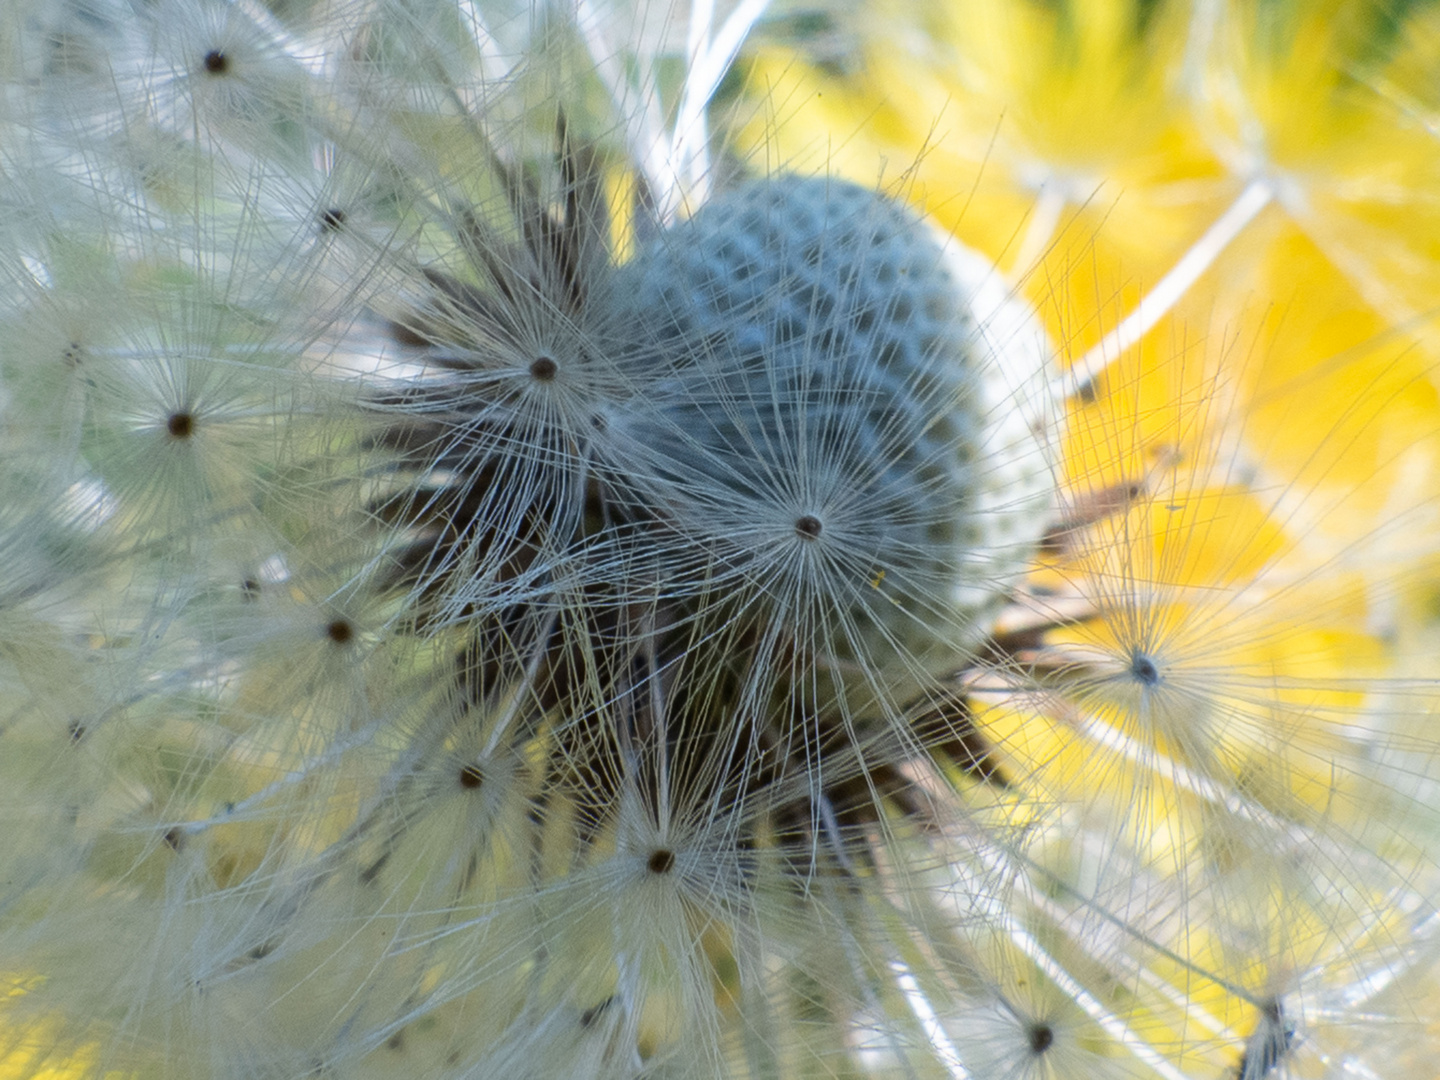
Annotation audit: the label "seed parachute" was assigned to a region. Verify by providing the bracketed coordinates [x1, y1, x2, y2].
[0, 1, 1438, 1079]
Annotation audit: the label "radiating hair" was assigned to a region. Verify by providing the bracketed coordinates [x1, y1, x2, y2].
[1, 1, 1439, 1079]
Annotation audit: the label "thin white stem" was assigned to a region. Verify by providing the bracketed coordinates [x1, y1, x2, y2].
[1008, 180, 1067, 278]
[672, 0, 772, 207]
[961, 844, 1200, 1080]
[481, 607, 561, 758]
[234, 0, 327, 75]
[176, 713, 392, 837]
[890, 961, 970, 1079]
[456, 0, 511, 86]
[1339, 908, 1440, 1009]
[672, 0, 716, 206]
[574, 0, 675, 217]
[1056, 178, 1274, 404]
[645, 620, 673, 831]
[1060, 703, 1402, 885]
[1003, 921, 1192, 1080]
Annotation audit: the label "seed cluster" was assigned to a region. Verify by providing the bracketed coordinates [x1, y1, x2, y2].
[375, 170, 1057, 849]
[4, 2, 1434, 1076]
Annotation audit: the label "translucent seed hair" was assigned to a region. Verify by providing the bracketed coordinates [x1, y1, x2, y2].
[2, 1, 1440, 1079]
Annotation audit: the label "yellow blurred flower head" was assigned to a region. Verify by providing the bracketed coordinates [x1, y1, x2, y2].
[1, 1, 1439, 1078]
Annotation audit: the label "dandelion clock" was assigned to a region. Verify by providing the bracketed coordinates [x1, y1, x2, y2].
[1, 1, 1438, 1079]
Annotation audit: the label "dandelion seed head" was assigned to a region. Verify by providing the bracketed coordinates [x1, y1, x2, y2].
[3, 1, 1440, 1078]
[606, 173, 1057, 691]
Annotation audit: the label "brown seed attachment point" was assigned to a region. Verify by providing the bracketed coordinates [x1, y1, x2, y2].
[578, 997, 614, 1028]
[529, 355, 558, 381]
[647, 848, 676, 875]
[794, 514, 823, 540]
[202, 49, 228, 75]
[458, 763, 484, 789]
[1129, 652, 1161, 686]
[319, 207, 347, 232]
[166, 412, 194, 439]
[325, 618, 354, 644]
[1028, 1023, 1054, 1054]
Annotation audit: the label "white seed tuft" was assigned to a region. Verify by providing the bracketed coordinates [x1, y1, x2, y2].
[604, 174, 1056, 697]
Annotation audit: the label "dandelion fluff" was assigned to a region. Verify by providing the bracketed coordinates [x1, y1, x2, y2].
[2, 1, 1440, 1079]
[605, 173, 1054, 711]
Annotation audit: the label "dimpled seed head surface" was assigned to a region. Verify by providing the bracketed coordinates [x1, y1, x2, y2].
[609, 175, 1056, 680]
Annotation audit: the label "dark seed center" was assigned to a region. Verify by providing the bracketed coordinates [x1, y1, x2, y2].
[166, 412, 194, 439]
[647, 848, 676, 874]
[1130, 653, 1161, 686]
[1028, 1023, 1054, 1054]
[794, 514, 823, 540]
[529, 356, 558, 381]
[202, 50, 228, 75]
